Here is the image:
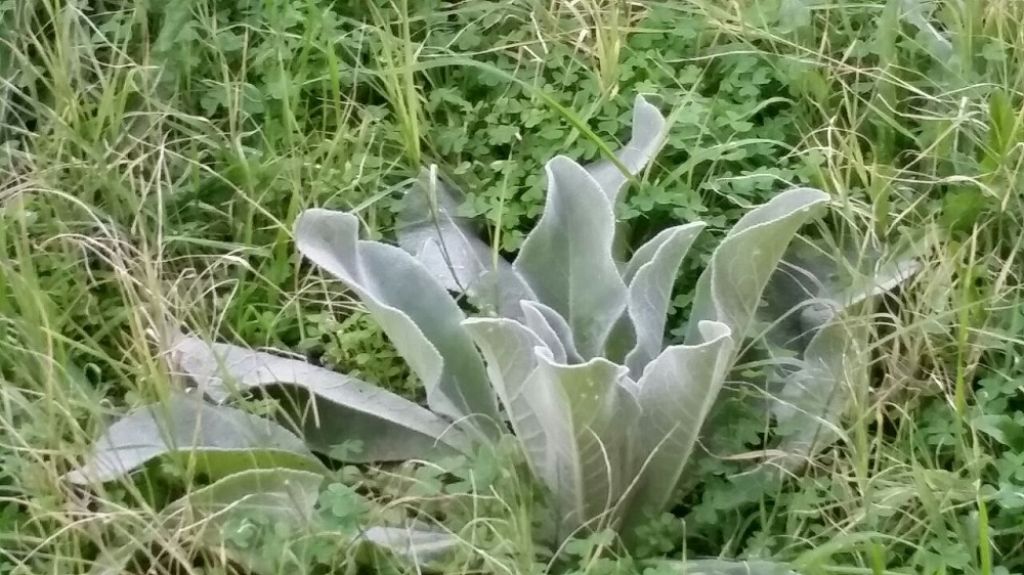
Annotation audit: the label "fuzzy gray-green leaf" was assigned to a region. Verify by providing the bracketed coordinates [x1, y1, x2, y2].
[760, 238, 920, 352]
[66, 394, 325, 484]
[684, 187, 830, 349]
[514, 157, 628, 359]
[623, 321, 732, 531]
[761, 240, 918, 470]
[295, 209, 499, 431]
[526, 350, 639, 536]
[771, 320, 860, 470]
[89, 468, 323, 575]
[396, 168, 534, 317]
[361, 522, 461, 566]
[173, 336, 472, 462]
[520, 300, 580, 364]
[584, 95, 668, 204]
[462, 317, 552, 484]
[622, 222, 705, 376]
[647, 558, 799, 575]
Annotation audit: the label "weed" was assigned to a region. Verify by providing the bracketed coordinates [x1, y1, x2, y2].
[3, 0, 1024, 574]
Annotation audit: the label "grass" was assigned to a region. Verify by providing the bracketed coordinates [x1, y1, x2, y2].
[2, 0, 1024, 573]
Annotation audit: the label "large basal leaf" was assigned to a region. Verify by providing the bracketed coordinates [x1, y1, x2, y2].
[90, 468, 323, 575]
[514, 157, 628, 358]
[163, 467, 322, 524]
[295, 209, 499, 431]
[167, 468, 323, 574]
[395, 167, 535, 317]
[584, 95, 668, 204]
[173, 336, 473, 462]
[684, 188, 830, 349]
[621, 222, 706, 377]
[461, 317, 553, 486]
[468, 317, 642, 537]
[622, 321, 733, 531]
[66, 393, 325, 484]
[525, 350, 639, 537]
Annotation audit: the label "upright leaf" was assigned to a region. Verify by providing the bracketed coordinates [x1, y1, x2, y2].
[395, 168, 535, 316]
[520, 300, 580, 364]
[759, 240, 918, 470]
[514, 157, 628, 358]
[295, 209, 499, 430]
[520, 305, 567, 363]
[584, 95, 668, 204]
[525, 351, 639, 537]
[684, 188, 829, 349]
[66, 394, 325, 484]
[173, 336, 472, 462]
[622, 321, 733, 531]
[461, 317, 553, 483]
[621, 222, 705, 376]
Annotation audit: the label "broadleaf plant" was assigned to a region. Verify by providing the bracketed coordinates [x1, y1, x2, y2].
[69, 96, 833, 558]
[758, 239, 921, 471]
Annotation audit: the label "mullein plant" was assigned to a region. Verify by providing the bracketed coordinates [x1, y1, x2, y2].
[69, 96, 912, 572]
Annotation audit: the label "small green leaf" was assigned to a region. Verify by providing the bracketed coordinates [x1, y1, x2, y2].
[320, 482, 370, 532]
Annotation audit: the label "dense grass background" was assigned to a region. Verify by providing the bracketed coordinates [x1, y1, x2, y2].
[2, 0, 1024, 573]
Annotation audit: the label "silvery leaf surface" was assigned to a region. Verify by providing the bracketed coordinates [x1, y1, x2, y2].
[396, 168, 534, 317]
[66, 393, 325, 484]
[684, 187, 830, 353]
[584, 95, 669, 204]
[173, 336, 472, 462]
[622, 321, 733, 531]
[620, 222, 705, 376]
[89, 468, 323, 575]
[646, 559, 799, 575]
[520, 300, 580, 364]
[295, 209, 499, 431]
[759, 237, 920, 352]
[360, 522, 461, 566]
[514, 157, 628, 359]
[524, 350, 639, 537]
[462, 317, 553, 485]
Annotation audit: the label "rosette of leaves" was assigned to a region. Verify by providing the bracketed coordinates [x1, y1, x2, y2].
[68, 97, 829, 569]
